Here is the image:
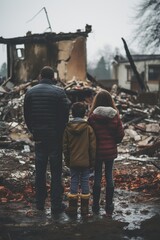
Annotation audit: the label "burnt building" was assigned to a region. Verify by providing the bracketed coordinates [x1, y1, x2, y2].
[0, 25, 92, 85]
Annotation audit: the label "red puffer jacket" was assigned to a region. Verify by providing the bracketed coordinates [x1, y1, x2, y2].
[88, 106, 124, 161]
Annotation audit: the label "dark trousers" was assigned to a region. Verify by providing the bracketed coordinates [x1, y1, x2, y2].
[94, 159, 114, 189]
[35, 140, 63, 210]
[93, 159, 114, 209]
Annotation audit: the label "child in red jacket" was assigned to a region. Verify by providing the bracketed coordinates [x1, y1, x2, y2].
[88, 90, 124, 217]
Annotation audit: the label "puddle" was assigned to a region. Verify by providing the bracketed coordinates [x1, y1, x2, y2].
[113, 189, 160, 230]
[0, 188, 159, 232]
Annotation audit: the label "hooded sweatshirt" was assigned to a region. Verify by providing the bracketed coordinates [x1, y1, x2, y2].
[88, 106, 124, 161]
[63, 119, 96, 168]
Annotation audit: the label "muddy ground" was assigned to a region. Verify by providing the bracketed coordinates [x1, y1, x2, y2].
[0, 148, 160, 240]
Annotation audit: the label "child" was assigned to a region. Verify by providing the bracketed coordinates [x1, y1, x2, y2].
[63, 102, 96, 215]
[88, 90, 124, 217]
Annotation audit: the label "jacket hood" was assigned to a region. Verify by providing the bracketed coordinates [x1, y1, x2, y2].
[66, 120, 89, 136]
[93, 106, 117, 119]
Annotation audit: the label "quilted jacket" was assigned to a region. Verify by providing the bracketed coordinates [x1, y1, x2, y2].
[88, 106, 124, 161]
[24, 79, 70, 141]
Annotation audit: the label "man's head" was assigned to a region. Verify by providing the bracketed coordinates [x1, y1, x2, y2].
[71, 102, 86, 118]
[40, 66, 54, 79]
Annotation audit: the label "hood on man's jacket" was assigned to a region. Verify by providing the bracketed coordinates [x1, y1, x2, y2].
[66, 120, 89, 136]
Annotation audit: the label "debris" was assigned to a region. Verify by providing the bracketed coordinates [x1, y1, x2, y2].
[0, 72, 159, 237]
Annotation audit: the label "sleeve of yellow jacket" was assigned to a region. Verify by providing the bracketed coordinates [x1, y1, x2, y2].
[63, 128, 70, 167]
[88, 125, 96, 168]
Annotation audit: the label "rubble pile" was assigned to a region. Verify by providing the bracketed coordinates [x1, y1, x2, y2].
[0, 79, 160, 204]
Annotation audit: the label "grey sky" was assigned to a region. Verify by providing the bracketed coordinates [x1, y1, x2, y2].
[0, 0, 140, 66]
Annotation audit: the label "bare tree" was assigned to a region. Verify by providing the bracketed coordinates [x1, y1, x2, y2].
[134, 0, 160, 52]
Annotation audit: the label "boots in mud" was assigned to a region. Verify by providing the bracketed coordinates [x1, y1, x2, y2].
[105, 187, 114, 217]
[65, 193, 78, 215]
[92, 186, 101, 214]
[80, 193, 90, 216]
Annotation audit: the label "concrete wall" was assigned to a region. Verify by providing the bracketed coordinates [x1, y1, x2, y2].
[113, 59, 160, 92]
[10, 36, 87, 84]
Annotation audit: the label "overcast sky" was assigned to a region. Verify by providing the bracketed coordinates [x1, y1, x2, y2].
[0, 0, 140, 66]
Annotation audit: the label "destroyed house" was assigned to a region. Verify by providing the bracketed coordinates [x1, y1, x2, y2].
[112, 54, 160, 92]
[0, 25, 92, 85]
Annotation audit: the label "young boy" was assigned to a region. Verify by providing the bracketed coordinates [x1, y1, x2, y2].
[63, 102, 96, 215]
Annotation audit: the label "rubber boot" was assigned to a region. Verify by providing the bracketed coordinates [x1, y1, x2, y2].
[105, 187, 114, 217]
[65, 193, 78, 215]
[92, 186, 101, 214]
[80, 193, 90, 216]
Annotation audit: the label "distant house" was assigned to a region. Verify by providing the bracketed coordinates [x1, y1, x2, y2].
[112, 54, 160, 92]
[0, 25, 92, 85]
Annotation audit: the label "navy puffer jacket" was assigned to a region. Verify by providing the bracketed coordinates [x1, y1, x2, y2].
[24, 79, 70, 141]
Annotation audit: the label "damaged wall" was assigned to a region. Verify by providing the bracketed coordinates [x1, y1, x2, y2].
[0, 27, 91, 85]
[13, 42, 58, 83]
[112, 56, 160, 92]
[57, 36, 87, 82]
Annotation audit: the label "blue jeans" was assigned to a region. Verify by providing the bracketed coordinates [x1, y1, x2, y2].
[35, 140, 63, 210]
[70, 167, 90, 194]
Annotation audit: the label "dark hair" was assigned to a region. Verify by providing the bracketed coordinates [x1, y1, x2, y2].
[89, 90, 117, 116]
[72, 102, 86, 118]
[40, 66, 54, 79]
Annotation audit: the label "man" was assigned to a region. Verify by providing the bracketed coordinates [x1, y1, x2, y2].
[24, 66, 70, 214]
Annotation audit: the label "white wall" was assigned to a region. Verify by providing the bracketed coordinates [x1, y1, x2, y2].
[115, 59, 160, 91]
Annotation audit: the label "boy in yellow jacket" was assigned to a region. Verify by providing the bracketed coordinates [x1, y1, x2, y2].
[63, 102, 96, 215]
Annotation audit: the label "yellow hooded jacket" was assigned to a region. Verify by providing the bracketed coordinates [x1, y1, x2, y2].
[63, 120, 96, 168]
